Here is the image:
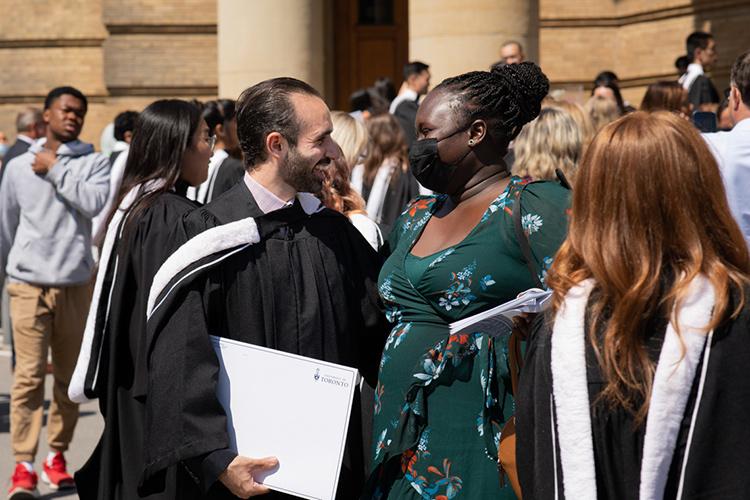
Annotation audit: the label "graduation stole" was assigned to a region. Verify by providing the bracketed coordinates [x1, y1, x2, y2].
[550, 275, 716, 500]
[69, 180, 166, 403]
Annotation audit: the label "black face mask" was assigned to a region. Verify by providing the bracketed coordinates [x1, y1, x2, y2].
[408, 128, 472, 194]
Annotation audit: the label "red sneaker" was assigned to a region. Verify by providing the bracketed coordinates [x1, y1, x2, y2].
[7, 463, 38, 499]
[40, 453, 75, 491]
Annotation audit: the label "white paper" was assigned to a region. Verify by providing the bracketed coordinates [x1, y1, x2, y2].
[210, 336, 359, 500]
[449, 288, 552, 334]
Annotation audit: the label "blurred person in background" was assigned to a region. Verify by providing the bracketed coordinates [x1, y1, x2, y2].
[109, 111, 138, 166]
[703, 50, 750, 248]
[0, 108, 45, 186]
[544, 99, 596, 150]
[675, 55, 689, 78]
[351, 113, 420, 235]
[0, 132, 8, 161]
[327, 110, 381, 250]
[717, 95, 733, 131]
[592, 81, 628, 115]
[0, 86, 110, 498]
[350, 88, 374, 122]
[640, 81, 691, 117]
[187, 99, 244, 204]
[92, 110, 140, 247]
[594, 70, 619, 87]
[69, 99, 210, 500]
[518, 111, 750, 498]
[331, 110, 368, 169]
[500, 40, 525, 65]
[586, 95, 622, 132]
[391, 61, 431, 146]
[512, 107, 583, 184]
[373, 77, 397, 106]
[680, 31, 720, 112]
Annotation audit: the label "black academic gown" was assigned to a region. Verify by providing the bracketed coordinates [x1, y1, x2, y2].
[517, 286, 750, 499]
[208, 156, 245, 202]
[142, 183, 388, 499]
[75, 192, 198, 500]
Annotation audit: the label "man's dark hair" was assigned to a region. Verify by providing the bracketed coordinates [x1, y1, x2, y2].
[730, 50, 750, 106]
[113, 110, 139, 141]
[44, 86, 88, 112]
[686, 31, 713, 63]
[403, 61, 429, 81]
[236, 77, 321, 168]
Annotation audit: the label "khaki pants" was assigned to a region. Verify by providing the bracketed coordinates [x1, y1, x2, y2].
[7, 282, 92, 462]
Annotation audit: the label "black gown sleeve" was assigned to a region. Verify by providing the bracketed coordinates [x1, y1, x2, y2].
[516, 312, 562, 499]
[131, 195, 200, 401]
[688, 75, 720, 108]
[142, 274, 233, 488]
[340, 220, 389, 387]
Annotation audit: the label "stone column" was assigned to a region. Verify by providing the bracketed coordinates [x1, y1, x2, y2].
[408, 0, 539, 86]
[217, 0, 327, 100]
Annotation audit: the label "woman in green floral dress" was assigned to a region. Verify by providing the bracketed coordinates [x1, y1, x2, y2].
[366, 63, 570, 499]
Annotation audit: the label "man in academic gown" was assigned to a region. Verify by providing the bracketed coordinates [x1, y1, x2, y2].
[142, 77, 388, 499]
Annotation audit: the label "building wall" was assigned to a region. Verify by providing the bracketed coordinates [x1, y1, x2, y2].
[1, 1, 748, 147]
[409, 0, 540, 87]
[0, 0, 216, 147]
[539, 0, 750, 107]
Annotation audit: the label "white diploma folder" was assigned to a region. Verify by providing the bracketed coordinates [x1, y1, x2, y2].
[449, 288, 552, 334]
[210, 336, 359, 500]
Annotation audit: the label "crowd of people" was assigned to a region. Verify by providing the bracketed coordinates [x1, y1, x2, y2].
[0, 27, 748, 500]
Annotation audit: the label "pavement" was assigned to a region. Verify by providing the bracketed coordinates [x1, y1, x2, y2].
[0, 347, 103, 499]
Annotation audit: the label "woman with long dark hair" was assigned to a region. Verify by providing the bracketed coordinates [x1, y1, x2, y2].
[366, 63, 570, 499]
[69, 99, 212, 499]
[517, 112, 750, 498]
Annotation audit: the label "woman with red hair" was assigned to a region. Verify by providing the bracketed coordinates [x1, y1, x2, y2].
[517, 112, 750, 499]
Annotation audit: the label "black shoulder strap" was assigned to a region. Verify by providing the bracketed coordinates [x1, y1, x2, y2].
[513, 186, 544, 289]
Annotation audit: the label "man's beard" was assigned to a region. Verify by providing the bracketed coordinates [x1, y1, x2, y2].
[281, 145, 330, 194]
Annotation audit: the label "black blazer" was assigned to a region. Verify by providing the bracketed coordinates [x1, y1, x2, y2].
[0, 139, 31, 187]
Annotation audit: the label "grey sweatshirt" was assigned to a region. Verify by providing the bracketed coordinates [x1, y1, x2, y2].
[0, 139, 110, 286]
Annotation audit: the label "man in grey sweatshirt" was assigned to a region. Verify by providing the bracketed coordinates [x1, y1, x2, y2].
[0, 86, 110, 497]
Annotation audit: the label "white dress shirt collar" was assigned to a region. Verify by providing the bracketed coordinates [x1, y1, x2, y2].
[16, 134, 34, 145]
[679, 63, 704, 90]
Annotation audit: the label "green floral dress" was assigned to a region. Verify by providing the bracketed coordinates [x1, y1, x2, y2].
[366, 177, 570, 499]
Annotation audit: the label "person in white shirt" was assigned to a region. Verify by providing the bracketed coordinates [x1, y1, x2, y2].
[390, 62, 430, 146]
[679, 31, 720, 112]
[389, 61, 430, 114]
[703, 49, 750, 248]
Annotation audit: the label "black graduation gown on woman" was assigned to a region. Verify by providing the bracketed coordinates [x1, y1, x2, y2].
[517, 285, 750, 499]
[75, 192, 198, 500]
[141, 182, 388, 499]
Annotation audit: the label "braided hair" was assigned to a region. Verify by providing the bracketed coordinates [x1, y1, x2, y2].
[437, 62, 549, 148]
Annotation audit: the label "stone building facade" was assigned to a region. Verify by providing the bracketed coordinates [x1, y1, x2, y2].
[0, 0, 748, 146]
